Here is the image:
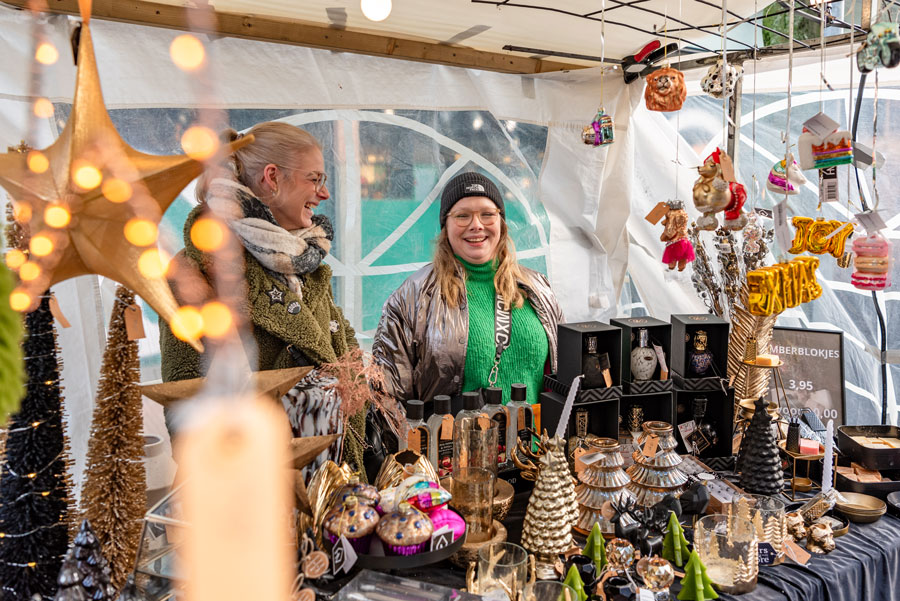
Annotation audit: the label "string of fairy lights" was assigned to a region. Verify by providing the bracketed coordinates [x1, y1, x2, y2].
[2, 6, 240, 346]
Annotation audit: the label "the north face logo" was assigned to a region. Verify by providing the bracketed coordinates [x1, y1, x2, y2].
[464, 183, 485, 193]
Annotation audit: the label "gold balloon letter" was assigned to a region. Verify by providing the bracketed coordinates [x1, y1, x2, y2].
[789, 216, 813, 254]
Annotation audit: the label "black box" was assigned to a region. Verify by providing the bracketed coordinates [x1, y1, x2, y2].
[670, 314, 730, 381]
[673, 387, 735, 458]
[619, 391, 675, 434]
[540, 390, 620, 442]
[671, 372, 728, 392]
[558, 322, 623, 390]
[544, 373, 623, 402]
[498, 465, 534, 494]
[610, 316, 673, 392]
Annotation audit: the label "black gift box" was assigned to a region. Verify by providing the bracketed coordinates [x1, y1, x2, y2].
[610, 316, 673, 393]
[557, 321, 622, 390]
[619, 391, 675, 434]
[539, 389, 620, 442]
[673, 387, 735, 458]
[670, 314, 730, 382]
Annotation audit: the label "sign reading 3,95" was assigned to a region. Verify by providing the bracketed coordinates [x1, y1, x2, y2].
[767, 327, 845, 426]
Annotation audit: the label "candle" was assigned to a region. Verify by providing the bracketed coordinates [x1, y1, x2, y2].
[822, 420, 834, 493]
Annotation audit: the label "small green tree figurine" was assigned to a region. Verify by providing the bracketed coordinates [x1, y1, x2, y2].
[582, 522, 607, 574]
[662, 511, 691, 567]
[677, 550, 718, 601]
[564, 564, 587, 601]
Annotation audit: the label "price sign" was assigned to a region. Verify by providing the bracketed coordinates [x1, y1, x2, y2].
[767, 327, 845, 426]
[758, 542, 778, 566]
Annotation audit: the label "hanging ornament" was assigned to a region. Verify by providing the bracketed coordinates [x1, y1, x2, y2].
[692, 148, 732, 230]
[856, 21, 900, 73]
[0, 8, 247, 349]
[581, 108, 614, 147]
[659, 200, 695, 271]
[746, 257, 823, 316]
[644, 67, 687, 112]
[788, 217, 854, 258]
[797, 128, 853, 170]
[724, 181, 748, 230]
[700, 59, 743, 99]
[851, 233, 892, 290]
[742, 212, 764, 254]
[766, 154, 807, 195]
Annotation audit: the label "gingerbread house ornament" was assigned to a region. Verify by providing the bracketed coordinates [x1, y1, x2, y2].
[645, 67, 687, 112]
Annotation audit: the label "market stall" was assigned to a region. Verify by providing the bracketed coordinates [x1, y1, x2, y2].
[0, 1, 898, 601]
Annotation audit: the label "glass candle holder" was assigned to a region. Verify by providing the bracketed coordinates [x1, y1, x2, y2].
[524, 581, 577, 601]
[694, 514, 758, 595]
[453, 419, 499, 477]
[730, 494, 786, 565]
[477, 542, 528, 600]
[451, 467, 495, 544]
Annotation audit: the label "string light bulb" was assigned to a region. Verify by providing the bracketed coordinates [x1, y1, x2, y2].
[12, 202, 32, 222]
[137, 249, 170, 279]
[18, 262, 41, 282]
[190, 217, 226, 251]
[171, 306, 204, 342]
[170, 34, 206, 70]
[35, 42, 58, 65]
[9, 289, 31, 311]
[360, 0, 392, 21]
[101, 178, 132, 203]
[29, 234, 54, 257]
[26, 151, 49, 174]
[44, 205, 71, 228]
[124, 219, 158, 247]
[5, 249, 26, 270]
[71, 160, 103, 190]
[200, 301, 233, 338]
[181, 126, 219, 161]
[33, 98, 54, 118]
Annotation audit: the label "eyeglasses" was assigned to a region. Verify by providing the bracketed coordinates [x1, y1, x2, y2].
[307, 171, 327, 193]
[447, 210, 502, 227]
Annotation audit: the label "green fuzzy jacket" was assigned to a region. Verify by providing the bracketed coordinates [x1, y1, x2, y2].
[159, 205, 366, 475]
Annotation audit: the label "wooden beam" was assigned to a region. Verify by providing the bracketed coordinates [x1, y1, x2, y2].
[2, 0, 584, 74]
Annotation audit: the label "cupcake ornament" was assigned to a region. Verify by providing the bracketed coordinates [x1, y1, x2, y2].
[376, 502, 434, 556]
[333, 475, 380, 507]
[322, 495, 379, 554]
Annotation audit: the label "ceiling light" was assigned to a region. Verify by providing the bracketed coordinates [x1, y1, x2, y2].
[361, 0, 392, 22]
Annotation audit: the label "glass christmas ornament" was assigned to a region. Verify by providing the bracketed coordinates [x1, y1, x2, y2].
[766, 154, 807, 195]
[851, 233, 892, 291]
[798, 128, 853, 170]
[644, 67, 687, 112]
[857, 21, 900, 73]
[693, 148, 732, 230]
[626, 422, 688, 507]
[581, 108, 614, 146]
[700, 59, 742, 98]
[630, 329, 658, 381]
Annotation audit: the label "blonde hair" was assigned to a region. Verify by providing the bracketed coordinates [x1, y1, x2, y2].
[433, 220, 527, 310]
[196, 121, 321, 202]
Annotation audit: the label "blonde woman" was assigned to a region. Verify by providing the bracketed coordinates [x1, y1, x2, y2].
[160, 121, 364, 472]
[373, 172, 562, 406]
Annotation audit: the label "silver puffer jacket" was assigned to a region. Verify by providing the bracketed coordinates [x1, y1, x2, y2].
[372, 263, 563, 402]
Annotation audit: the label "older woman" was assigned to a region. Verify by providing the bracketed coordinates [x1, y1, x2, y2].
[373, 172, 562, 405]
[160, 121, 364, 470]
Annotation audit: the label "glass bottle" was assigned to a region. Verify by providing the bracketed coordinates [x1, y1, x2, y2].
[482, 387, 512, 469]
[452, 392, 498, 478]
[403, 399, 429, 457]
[688, 397, 718, 456]
[427, 395, 455, 478]
[630, 328, 658, 381]
[582, 335, 607, 389]
[688, 329, 715, 377]
[507, 383, 534, 452]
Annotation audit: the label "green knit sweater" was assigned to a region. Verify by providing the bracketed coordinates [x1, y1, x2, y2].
[460, 257, 549, 405]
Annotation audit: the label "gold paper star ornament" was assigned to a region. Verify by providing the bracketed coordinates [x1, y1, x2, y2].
[0, 5, 250, 351]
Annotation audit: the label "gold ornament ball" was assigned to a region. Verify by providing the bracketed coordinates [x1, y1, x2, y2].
[636, 556, 675, 592]
[605, 538, 636, 570]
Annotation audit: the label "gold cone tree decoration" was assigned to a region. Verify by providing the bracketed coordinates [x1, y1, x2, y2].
[0, 4, 250, 350]
[520, 433, 579, 579]
[80, 285, 147, 591]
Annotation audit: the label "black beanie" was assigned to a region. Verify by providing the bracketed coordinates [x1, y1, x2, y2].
[439, 172, 504, 227]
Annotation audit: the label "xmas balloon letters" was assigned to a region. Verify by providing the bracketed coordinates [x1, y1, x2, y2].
[747, 257, 823, 316]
